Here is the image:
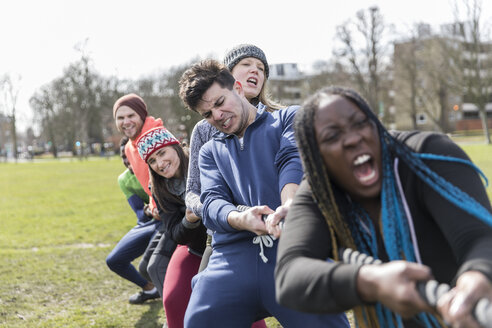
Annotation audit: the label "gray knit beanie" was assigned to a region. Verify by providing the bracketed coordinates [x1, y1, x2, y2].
[223, 44, 269, 78]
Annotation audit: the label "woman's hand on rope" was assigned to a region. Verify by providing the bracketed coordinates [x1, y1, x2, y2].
[357, 261, 434, 318]
[437, 271, 492, 328]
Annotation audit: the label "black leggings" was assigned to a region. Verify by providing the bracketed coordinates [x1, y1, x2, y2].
[139, 231, 177, 297]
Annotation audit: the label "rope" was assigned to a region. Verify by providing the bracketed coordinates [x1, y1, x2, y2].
[236, 205, 277, 263]
[340, 248, 492, 328]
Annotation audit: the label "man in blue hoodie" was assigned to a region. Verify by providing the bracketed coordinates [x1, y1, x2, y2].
[178, 59, 349, 327]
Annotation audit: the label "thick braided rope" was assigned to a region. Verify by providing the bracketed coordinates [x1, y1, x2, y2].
[341, 248, 492, 328]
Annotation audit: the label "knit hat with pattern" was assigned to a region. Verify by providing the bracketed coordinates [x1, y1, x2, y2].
[113, 93, 148, 122]
[136, 127, 179, 162]
[223, 44, 269, 78]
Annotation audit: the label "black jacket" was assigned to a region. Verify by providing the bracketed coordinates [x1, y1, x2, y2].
[155, 194, 207, 256]
[275, 132, 492, 317]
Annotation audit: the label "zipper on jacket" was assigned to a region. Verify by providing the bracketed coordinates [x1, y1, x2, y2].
[238, 137, 244, 150]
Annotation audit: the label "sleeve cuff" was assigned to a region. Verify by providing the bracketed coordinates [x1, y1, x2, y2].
[456, 259, 492, 285]
[330, 263, 365, 308]
[181, 217, 202, 229]
[217, 205, 241, 232]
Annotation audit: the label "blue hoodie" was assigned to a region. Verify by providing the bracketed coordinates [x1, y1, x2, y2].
[199, 105, 303, 246]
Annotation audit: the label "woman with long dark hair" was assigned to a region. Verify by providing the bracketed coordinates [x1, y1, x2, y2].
[137, 127, 206, 328]
[275, 86, 492, 327]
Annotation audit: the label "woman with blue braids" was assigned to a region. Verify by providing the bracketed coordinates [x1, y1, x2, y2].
[275, 86, 492, 327]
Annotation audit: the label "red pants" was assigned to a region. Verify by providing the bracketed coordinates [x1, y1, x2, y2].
[163, 245, 201, 328]
[162, 245, 267, 328]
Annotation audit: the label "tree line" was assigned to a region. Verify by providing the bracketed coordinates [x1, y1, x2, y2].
[1, 0, 491, 159]
[26, 54, 201, 157]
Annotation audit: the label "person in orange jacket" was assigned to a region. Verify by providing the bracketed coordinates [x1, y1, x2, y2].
[113, 94, 176, 304]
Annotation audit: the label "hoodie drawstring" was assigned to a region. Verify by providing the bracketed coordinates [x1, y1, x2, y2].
[252, 235, 275, 263]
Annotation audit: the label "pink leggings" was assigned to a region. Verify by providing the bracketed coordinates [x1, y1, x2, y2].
[252, 319, 267, 328]
[162, 245, 267, 328]
[163, 245, 200, 328]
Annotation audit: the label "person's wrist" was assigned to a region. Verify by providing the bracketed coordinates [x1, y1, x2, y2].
[227, 211, 242, 230]
[186, 216, 200, 223]
[356, 265, 378, 303]
[182, 216, 201, 229]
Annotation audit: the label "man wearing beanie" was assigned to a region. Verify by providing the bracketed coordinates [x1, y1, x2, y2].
[179, 60, 349, 327]
[113, 94, 176, 305]
[113, 93, 161, 200]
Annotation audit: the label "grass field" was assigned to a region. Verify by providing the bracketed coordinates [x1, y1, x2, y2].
[0, 157, 168, 328]
[0, 142, 491, 327]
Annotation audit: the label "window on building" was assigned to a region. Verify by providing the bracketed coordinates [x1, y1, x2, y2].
[276, 65, 284, 76]
[416, 113, 427, 125]
[463, 111, 479, 119]
[462, 110, 492, 119]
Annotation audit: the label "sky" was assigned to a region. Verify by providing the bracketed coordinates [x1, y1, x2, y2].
[1, 0, 490, 132]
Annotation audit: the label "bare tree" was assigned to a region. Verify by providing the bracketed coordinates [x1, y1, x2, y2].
[132, 61, 202, 139]
[334, 6, 388, 121]
[0, 74, 21, 161]
[160, 62, 202, 138]
[453, 0, 492, 143]
[418, 36, 462, 133]
[304, 59, 353, 96]
[29, 54, 202, 154]
[394, 22, 464, 133]
[393, 29, 420, 130]
[30, 55, 116, 155]
[30, 83, 60, 157]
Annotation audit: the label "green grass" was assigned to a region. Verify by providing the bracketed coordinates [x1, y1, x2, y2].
[0, 157, 282, 327]
[459, 143, 492, 199]
[0, 157, 167, 328]
[0, 141, 490, 327]
[0, 158, 128, 249]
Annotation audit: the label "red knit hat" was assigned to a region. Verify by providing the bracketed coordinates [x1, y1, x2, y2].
[113, 93, 148, 122]
[136, 127, 180, 162]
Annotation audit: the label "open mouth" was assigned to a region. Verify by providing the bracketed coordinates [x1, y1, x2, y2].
[123, 125, 135, 136]
[353, 154, 378, 185]
[123, 123, 134, 131]
[247, 77, 257, 85]
[222, 117, 232, 129]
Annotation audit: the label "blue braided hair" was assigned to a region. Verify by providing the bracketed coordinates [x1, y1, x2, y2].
[294, 85, 490, 328]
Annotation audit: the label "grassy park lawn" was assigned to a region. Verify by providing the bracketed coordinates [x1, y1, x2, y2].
[0, 140, 490, 327]
[0, 157, 167, 328]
